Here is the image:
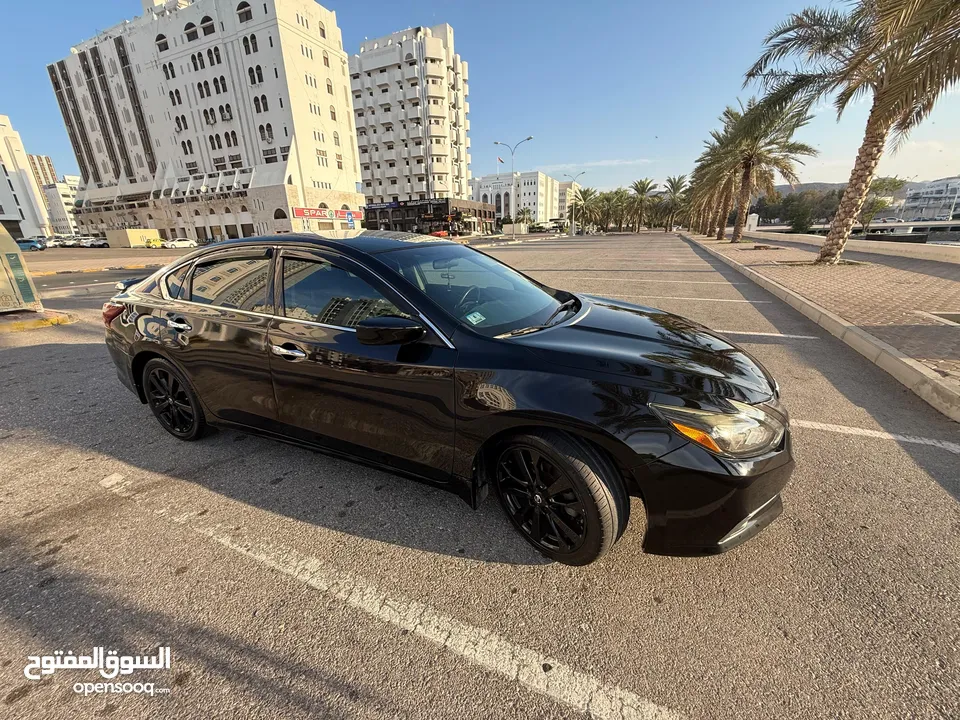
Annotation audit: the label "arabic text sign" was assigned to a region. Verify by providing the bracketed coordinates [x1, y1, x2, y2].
[24, 646, 171, 681]
[292, 207, 365, 220]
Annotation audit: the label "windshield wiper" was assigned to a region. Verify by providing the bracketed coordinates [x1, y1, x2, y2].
[495, 298, 579, 338]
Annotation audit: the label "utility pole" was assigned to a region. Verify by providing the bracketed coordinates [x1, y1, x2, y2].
[494, 136, 533, 242]
[563, 171, 586, 236]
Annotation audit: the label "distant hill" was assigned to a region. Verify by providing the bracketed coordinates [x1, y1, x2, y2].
[774, 181, 924, 200]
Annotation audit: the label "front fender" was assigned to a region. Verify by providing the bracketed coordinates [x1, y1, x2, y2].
[453, 367, 687, 490]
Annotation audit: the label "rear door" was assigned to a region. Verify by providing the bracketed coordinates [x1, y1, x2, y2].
[267, 247, 458, 482]
[158, 246, 278, 430]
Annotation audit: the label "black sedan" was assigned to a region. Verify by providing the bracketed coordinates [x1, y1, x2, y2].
[103, 232, 794, 565]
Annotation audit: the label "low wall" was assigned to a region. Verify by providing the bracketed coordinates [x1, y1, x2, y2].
[743, 230, 960, 265]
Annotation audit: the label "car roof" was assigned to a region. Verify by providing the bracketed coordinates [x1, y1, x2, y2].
[211, 231, 456, 256]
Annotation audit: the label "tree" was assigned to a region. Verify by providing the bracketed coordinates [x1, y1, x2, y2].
[629, 178, 658, 229]
[746, 1, 960, 263]
[569, 187, 599, 231]
[661, 175, 688, 231]
[725, 98, 817, 242]
[515, 207, 533, 225]
[859, 176, 906, 232]
[784, 192, 817, 233]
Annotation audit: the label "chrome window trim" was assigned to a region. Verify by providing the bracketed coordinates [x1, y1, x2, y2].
[161, 298, 359, 332]
[278, 246, 457, 350]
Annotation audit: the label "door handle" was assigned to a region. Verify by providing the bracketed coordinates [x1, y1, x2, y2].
[167, 319, 192, 332]
[271, 344, 307, 361]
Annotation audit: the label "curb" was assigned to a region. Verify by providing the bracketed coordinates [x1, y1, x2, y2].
[680, 233, 960, 423]
[0, 311, 81, 334]
[31, 264, 164, 278]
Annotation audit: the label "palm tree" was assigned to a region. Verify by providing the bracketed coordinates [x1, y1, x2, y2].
[570, 187, 599, 231]
[660, 175, 688, 232]
[515, 207, 533, 225]
[745, 1, 960, 262]
[725, 98, 817, 242]
[630, 178, 658, 229]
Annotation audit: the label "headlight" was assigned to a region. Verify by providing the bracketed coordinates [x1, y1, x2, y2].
[650, 400, 786, 458]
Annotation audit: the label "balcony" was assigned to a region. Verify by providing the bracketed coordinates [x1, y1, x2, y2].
[410, 180, 428, 194]
[425, 82, 445, 98]
[403, 63, 419, 81]
[404, 85, 421, 102]
[427, 103, 445, 118]
[430, 161, 448, 175]
[385, 164, 400, 178]
[381, 148, 399, 164]
[406, 124, 424, 140]
[431, 143, 449, 156]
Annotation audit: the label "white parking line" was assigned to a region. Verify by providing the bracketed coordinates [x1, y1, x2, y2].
[608, 294, 771, 304]
[548, 277, 743, 285]
[716, 330, 819, 340]
[793, 420, 960, 455]
[101, 476, 683, 720]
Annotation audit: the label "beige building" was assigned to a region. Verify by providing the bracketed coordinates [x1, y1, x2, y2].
[43, 175, 81, 235]
[558, 180, 580, 219]
[48, 0, 365, 242]
[0, 115, 51, 238]
[349, 24, 471, 206]
[470, 170, 560, 224]
[29, 155, 59, 194]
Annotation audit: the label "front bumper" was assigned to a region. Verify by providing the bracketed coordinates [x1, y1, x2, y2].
[637, 430, 795, 556]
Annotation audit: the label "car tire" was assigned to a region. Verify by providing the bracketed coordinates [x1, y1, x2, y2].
[493, 430, 630, 566]
[142, 358, 207, 441]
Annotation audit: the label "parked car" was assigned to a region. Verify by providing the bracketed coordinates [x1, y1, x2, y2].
[45, 237, 66, 248]
[15, 238, 45, 252]
[879, 217, 901, 223]
[144, 238, 164, 249]
[161, 238, 198, 249]
[934, 215, 950, 221]
[60, 237, 81, 247]
[103, 232, 794, 566]
[80, 236, 110, 248]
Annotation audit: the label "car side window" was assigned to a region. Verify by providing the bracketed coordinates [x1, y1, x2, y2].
[165, 265, 190, 299]
[281, 258, 408, 328]
[189, 257, 271, 312]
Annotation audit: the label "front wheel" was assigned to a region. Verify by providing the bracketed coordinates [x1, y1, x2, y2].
[142, 358, 207, 441]
[494, 430, 630, 566]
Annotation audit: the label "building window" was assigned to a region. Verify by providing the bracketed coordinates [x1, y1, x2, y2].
[243, 37, 251, 55]
[323, 50, 329, 68]
[330, 106, 336, 121]
[156, 34, 168, 52]
[250, 34, 258, 52]
[326, 79, 333, 94]
[254, 97, 261, 113]
[261, 94, 268, 111]
[256, 66, 263, 83]
[185, 23, 198, 42]
[237, 1, 252, 22]
[201, 15, 215, 36]
[214, 47, 222, 64]
[248, 67, 256, 85]
[318, 22, 326, 39]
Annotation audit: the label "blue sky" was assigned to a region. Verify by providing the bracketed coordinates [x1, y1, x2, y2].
[3, 0, 958, 190]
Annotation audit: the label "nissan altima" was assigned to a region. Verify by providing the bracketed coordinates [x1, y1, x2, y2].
[103, 232, 794, 565]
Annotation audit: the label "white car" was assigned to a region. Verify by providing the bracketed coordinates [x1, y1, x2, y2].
[161, 238, 198, 249]
[80, 236, 110, 248]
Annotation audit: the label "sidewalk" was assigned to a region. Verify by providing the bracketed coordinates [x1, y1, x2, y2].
[682, 233, 960, 422]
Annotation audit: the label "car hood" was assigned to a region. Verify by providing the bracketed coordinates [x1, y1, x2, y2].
[513, 295, 776, 403]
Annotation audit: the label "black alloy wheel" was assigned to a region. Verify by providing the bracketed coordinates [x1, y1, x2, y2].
[494, 431, 629, 566]
[143, 358, 206, 441]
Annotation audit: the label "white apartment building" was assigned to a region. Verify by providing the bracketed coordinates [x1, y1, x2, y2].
[470, 170, 560, 223]
[902, 176, 960, 220]
[0, 115, 51, 239]
[29, 155, 59, 192]
[48, 0, 364, 241]
[43, 175, 82, 235]
[349, 24, 470, 205]
[558, 180, 580, 219]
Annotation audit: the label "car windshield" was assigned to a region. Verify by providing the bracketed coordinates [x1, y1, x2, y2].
[378, 243, 574, 337]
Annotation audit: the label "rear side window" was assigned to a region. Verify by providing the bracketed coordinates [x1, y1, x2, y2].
[165, 265, 189, 299]
[281, 258, 407, 327]
[189, 257, 271, 312]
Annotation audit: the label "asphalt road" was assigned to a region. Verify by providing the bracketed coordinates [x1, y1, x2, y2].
[1, 232, 958, 719]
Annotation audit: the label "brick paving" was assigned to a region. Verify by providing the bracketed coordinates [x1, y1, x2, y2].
[695, 237, 960, 391]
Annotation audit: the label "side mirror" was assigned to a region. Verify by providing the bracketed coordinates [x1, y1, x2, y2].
[356, 316, 426, 346]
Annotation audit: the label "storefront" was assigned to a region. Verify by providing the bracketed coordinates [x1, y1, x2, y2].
[364, 198, 495, 236]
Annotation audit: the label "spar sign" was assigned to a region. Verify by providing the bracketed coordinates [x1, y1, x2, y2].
[292, 207, 364, 221]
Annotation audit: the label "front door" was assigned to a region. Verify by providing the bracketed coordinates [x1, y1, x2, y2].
[267, 248, 457, 483]
[160, 247, 278, 429]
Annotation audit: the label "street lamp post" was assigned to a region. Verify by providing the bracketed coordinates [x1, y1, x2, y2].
[494, 136, 533, 242]
[563, 171, 586, 237]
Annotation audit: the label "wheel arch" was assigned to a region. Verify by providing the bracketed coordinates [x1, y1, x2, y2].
[467, 412, 643, 503]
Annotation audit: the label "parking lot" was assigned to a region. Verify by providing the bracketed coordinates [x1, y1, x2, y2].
[1, 232, 958, 719]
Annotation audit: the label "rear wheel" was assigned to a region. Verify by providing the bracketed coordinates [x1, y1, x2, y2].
[142, 358, 206, 441]
[494, 430, 629, 566]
